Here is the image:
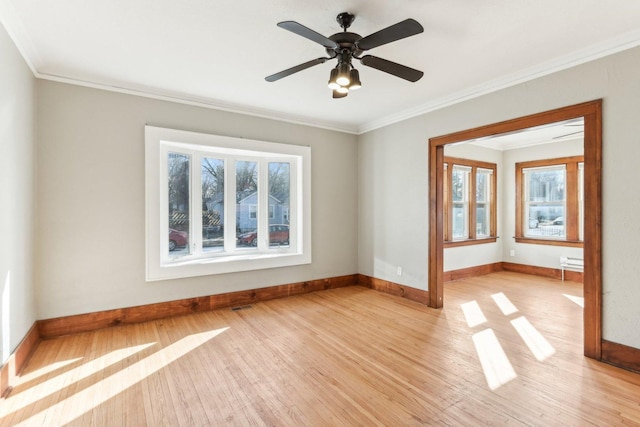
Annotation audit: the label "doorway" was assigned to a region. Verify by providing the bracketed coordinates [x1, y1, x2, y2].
[428, 100, 602, 359]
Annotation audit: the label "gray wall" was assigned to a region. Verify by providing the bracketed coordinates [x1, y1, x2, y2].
[358, 45, 640, 349]
[35, 81, 358, 319]
[0, 22, 36, 362]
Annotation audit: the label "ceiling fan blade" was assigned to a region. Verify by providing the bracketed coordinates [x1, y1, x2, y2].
[360, 55, 423, 82]
[277, 21, 339, 49]
[265, 58, 328, 82]
[357, 19, 423, 51]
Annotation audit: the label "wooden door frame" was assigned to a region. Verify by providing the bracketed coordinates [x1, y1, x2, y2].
[428, 100, 602, 359]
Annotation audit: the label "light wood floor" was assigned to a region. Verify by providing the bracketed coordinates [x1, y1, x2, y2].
[2, 272, 640, 426]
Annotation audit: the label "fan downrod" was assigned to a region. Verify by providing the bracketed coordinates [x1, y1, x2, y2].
[336, 12, 355, 31]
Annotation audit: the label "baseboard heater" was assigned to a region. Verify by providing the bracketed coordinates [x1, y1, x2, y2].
[560, 256, 584, 281]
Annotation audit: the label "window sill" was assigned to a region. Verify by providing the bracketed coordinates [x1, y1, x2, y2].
[164, 249, 297, 267]
[444, 237, 497, 248]
[148, 250, 311, 281]
[515, 237, 583, 248]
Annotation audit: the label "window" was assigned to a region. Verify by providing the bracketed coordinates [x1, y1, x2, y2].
[146, 126, 311, 281]
[444, 157, 497, 246]
[451, 164, 470, 239]
[515, 156, 583, 247]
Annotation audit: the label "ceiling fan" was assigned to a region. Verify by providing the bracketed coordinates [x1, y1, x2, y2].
[265, 12, 424, 98]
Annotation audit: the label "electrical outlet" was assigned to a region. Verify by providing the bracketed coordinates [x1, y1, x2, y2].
[510, 249, 515, 257]
[397, 266, 402, 276]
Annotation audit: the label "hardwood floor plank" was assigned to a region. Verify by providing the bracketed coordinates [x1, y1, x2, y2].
[1, 271, 639, 426]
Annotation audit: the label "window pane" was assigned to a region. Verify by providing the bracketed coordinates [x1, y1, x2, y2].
[476, 203, 489, 236]
[201, 157, 224, 253]
[476, 172, 488, 202]
[168, 152, 191, 257]
[269, 162, 290, 247]
[452, 168, 468, 202]
[526, 205, 565, 238]
[236, 161, 258, 247]
[527, 169, 565, 202]
[452, 203, 467, 239]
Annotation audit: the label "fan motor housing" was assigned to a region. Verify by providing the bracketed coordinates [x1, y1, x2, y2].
[327, 32, 363, 57]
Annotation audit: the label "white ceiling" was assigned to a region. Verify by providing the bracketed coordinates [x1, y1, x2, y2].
[469, 118, 584, 151]
[2, 1, 640, 134]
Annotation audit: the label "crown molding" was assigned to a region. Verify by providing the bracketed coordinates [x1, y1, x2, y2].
[0, 0, 41, 74]
[36, 73, 360, 135]
[357, 28, 640, 134]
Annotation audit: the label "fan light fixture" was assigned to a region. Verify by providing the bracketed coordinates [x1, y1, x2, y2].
[348, 69, 362, 90]
[336, 63, 351, 86]
[327, 68, 340, 90]
[265, 12, 424, 100]
[328, 64, 361, 98]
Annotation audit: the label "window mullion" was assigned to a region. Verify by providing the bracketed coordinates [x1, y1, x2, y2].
[192, 153, 203, 256]
[445, 163, 451, 241]
[578, 163, 584, 241]
[490, 168, 496, 237]
[566, 161, 579, 241]
[258, 159, 269, 250]
[523, 170, 530, 236]
[225, 158, 237, 253]
[469, 166, 477, 240]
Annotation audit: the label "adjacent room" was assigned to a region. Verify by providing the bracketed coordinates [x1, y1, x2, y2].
[2, 1, 640, 425]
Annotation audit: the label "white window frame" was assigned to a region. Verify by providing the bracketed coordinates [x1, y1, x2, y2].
[145, 126, 311, 281]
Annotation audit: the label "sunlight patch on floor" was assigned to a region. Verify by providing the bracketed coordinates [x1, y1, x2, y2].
[17, 357, 83, 384]
[511, 316, 556, 361]
[461, 300, 487, 327]
[491, 292, 518, 316]
[2, 343, 155, 416]
[563, 294, 584, 308]
[9, 327, 229, 426]
[472, 329, 517, 390]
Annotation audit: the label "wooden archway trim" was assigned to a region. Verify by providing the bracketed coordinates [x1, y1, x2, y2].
[428, 100, 602, 359]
